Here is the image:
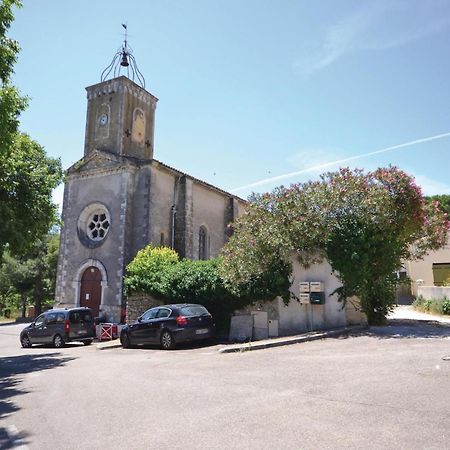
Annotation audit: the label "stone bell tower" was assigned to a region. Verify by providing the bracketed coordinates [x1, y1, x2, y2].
[55, 29, 159, 322]
[84, 76, 158, 160]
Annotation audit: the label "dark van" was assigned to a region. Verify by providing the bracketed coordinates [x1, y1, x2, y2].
[20, 307, 95, 348]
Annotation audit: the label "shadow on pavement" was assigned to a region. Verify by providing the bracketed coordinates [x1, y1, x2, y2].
[122, 338, 225, 352]
[0, 322, 19, 328]
[0, 426, 31, 449]
[0, 352, 76, 447]
[362, 319, 450, 339]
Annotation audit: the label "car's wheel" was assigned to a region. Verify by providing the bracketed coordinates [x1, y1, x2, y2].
[160, 330, 175, 350]
[83, 340, 93, 346]
[120, 332, 131, 349]
[53, 334, 65, 348]
[21, 334, 32, 348]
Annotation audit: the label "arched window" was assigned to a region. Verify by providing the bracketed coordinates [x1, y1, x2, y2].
[199, 226, 208, 260]
[131, 107, 145, 145]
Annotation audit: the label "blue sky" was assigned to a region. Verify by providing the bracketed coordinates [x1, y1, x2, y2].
[10, 0, 450, 207]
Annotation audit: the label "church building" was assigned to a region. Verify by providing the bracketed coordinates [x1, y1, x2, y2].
[54, 41, 246, 322]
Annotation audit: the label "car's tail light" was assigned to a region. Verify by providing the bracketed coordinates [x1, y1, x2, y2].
[176, 316, 188, 326]
[64, 320, 70, 334]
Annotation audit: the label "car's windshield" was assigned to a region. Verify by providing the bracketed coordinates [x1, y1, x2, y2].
[34, 315, 46, 327]
[180, 305, 209, 317]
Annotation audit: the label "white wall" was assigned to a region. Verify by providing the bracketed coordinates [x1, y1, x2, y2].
[237, 256, 350, 338]
[417, 286, 450, 300]
[277, 257, 347, 335]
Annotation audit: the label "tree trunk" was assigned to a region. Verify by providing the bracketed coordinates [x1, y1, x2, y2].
[21, 292, 26, 318]
[34, 277, 44, 316]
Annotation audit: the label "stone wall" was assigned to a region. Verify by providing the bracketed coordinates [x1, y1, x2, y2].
[406, 238, 450, 295]
[126, 293, 162, 324]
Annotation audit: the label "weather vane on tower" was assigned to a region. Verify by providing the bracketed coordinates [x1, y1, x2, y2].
[100, 23, 146, 88]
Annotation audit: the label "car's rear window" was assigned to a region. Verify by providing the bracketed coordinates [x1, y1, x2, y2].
[69, 310, 93, 323]
[179, 305, 209, 317]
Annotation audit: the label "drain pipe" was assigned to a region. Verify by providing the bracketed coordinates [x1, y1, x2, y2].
[171, 177, 180, 249]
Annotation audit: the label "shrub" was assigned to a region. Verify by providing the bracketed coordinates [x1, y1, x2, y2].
[412, 295, 425, 308]
[124, 246, 179, 297]
[413, 295, 450, 315]
[162, 258, 243, 331]
[124, 246, 289, 332]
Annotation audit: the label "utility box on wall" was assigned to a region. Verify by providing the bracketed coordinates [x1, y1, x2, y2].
[310, 282, 324, 292]
[268, 319, 279, 337]
[310, 291, 325, 305]
[299, 282, 310, 293]
[299, 280, 325, 304]
[299, 293, 310, 304]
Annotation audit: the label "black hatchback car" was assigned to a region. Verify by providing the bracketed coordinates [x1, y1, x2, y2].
[20, 307, 95, 348]
[120, 304, 214, 350]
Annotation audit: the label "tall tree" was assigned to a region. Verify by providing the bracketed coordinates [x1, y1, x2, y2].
[0, 231, 60, 316]
[221, 167, 450, 325]
[0, 0, 26, 148]
[0, 0, 63, 259]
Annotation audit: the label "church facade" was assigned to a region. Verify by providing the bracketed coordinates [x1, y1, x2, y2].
[55, 76, 246, 322]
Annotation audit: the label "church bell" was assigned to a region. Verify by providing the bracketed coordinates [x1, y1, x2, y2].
[120, 53, 129, 67]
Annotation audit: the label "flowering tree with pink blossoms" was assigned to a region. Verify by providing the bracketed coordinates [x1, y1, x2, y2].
[221, 167, 449, 325]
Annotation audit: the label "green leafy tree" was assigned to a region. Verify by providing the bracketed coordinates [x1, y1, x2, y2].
[0, 231, 60, 317]
[425, 194, 450, 216]
[0, 1, 26, 149]
[221, 167, 450, 325]
[0, 251, 35, 317]
[0, 0, 63, 258]
[0, 255, 19, 317]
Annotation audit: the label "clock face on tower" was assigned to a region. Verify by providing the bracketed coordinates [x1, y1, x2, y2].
[98, 113, 108, 126]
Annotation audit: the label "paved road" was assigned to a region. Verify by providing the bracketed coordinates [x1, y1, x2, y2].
[1, 315, 450, 450]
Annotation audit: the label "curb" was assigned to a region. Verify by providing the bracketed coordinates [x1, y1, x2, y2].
[217, 325, 367, 354]
[95, 325, 368, 352]
[96, 339, 122, 350]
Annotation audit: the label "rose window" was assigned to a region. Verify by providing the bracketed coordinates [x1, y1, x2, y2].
[87, 212, 110, 241]
[77, 203, 111, 247]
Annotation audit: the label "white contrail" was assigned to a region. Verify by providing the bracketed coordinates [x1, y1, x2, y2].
[231, 132, 450, 193]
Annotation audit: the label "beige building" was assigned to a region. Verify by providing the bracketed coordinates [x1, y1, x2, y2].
[55, 75, 246, 322]
[406, 239, 450, 296]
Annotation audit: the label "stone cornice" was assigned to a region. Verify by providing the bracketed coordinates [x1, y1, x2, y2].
[66, 163, 139, 181]
[67, 148, 151, 178]
[86, 76, 158, 107]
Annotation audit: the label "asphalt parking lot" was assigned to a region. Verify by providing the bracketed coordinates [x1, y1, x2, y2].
[1, 315, 450, 449]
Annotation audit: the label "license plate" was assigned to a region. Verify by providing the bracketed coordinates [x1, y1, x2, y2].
[195, 328, 209, 335]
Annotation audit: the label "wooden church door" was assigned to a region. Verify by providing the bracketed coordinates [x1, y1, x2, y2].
[80, 266, 102, 317]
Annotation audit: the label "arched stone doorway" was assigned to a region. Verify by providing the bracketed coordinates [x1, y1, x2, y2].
[79, 266, 102, 317]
